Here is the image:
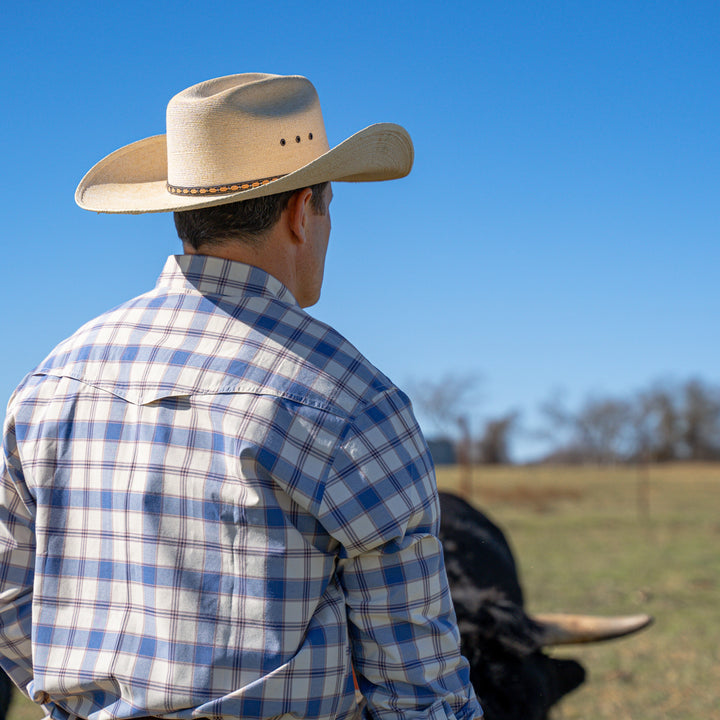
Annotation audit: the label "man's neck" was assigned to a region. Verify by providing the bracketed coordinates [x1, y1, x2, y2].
[182, 230, 299, 305]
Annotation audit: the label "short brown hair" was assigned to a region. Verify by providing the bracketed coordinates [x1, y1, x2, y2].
[174, 182, 329, 250]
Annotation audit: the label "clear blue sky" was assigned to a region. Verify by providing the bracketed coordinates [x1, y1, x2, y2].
[2, 1, 718, 459]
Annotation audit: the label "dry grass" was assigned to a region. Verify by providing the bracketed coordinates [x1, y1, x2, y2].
[6, 463, 720, 720]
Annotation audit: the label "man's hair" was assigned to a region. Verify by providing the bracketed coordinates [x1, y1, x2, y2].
[174, 182, 329, 250]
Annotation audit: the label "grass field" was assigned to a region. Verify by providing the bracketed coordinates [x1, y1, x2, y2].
[436, 462, 720, 719]
[5, 463, 719, 720]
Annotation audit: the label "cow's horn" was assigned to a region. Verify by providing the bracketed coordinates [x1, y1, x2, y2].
[532, 612, 653, 646]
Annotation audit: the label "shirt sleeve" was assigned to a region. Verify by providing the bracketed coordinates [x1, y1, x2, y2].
[0, 407, 37, 696]
[317, 388, 483, 720]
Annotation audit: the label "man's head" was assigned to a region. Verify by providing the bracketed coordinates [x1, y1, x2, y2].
[175, 182, 333, 308]
[74, 73, 412, 303]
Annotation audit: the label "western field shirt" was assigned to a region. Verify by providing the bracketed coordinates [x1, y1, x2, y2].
[0, 255, 481, 720]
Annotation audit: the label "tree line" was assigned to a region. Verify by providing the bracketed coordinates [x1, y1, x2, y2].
[414, 376, 720, 465]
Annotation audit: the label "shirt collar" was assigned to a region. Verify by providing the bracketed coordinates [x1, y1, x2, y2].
[156, 254, 299, 307]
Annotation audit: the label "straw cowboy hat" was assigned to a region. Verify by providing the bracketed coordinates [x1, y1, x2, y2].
[75, 73, 414, 214]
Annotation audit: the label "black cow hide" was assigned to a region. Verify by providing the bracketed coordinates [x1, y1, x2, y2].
[438, 491, 586, 720]
[0, 671, 11, 720]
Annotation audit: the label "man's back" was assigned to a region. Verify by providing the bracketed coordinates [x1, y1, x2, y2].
[2, 255, 476, 720]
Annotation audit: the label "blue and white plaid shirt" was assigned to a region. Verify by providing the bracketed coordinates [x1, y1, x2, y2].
[1, 255, 481, 720]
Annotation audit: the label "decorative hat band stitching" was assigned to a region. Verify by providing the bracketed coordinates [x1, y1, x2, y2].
[167, 175, 287, 196]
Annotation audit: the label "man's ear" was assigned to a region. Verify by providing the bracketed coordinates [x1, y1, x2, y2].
[286, 187, 314, 245]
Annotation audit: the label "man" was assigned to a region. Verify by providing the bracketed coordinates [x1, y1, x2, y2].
[0, 74, 482, 720]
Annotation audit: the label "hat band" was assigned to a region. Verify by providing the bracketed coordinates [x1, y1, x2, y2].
[167, 174, 287, 197]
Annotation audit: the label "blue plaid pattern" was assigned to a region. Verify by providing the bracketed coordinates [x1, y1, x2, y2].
[1, 255, 481, 720]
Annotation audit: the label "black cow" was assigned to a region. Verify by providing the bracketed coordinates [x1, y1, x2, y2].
[438, 491, 651, 720]
[0, 672, 10, 720]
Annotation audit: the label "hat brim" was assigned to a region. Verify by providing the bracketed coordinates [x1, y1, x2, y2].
[76, 123, 413, 214]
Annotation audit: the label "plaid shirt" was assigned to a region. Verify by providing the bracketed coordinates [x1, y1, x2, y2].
[0, 255, 481, 720]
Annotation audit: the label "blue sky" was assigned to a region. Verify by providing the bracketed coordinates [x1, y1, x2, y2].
[2, 1, 718, 459]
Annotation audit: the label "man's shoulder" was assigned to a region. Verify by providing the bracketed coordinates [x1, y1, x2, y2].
[19, 286, 157, 373]
[249, 299, 398, 418]
[7, 287, 161, 404]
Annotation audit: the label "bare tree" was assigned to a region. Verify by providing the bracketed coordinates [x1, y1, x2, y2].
[410, 373, 482, 497]
[633, 378, 720, 462]
[539, 378, 720, 465]
[634, 383, 683, 462]
[682, 378, 720, 460]
[410, 373, 482, 435]
[539, 393, 634, 464]
[575, 397, 634, 463]
[477, 412, 518, 464]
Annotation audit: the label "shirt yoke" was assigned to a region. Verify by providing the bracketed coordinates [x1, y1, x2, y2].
[17, 258, 396, 421]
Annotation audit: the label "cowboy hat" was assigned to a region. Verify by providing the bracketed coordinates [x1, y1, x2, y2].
[75, 73, 414, 214]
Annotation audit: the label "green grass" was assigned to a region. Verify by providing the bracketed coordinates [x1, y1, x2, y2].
[6, 463, 720, 720]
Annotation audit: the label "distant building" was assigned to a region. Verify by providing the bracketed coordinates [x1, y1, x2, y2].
[427, 437, 457, 466]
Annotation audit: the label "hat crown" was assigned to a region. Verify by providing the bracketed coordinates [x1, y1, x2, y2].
[166, 74, 330, 190]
